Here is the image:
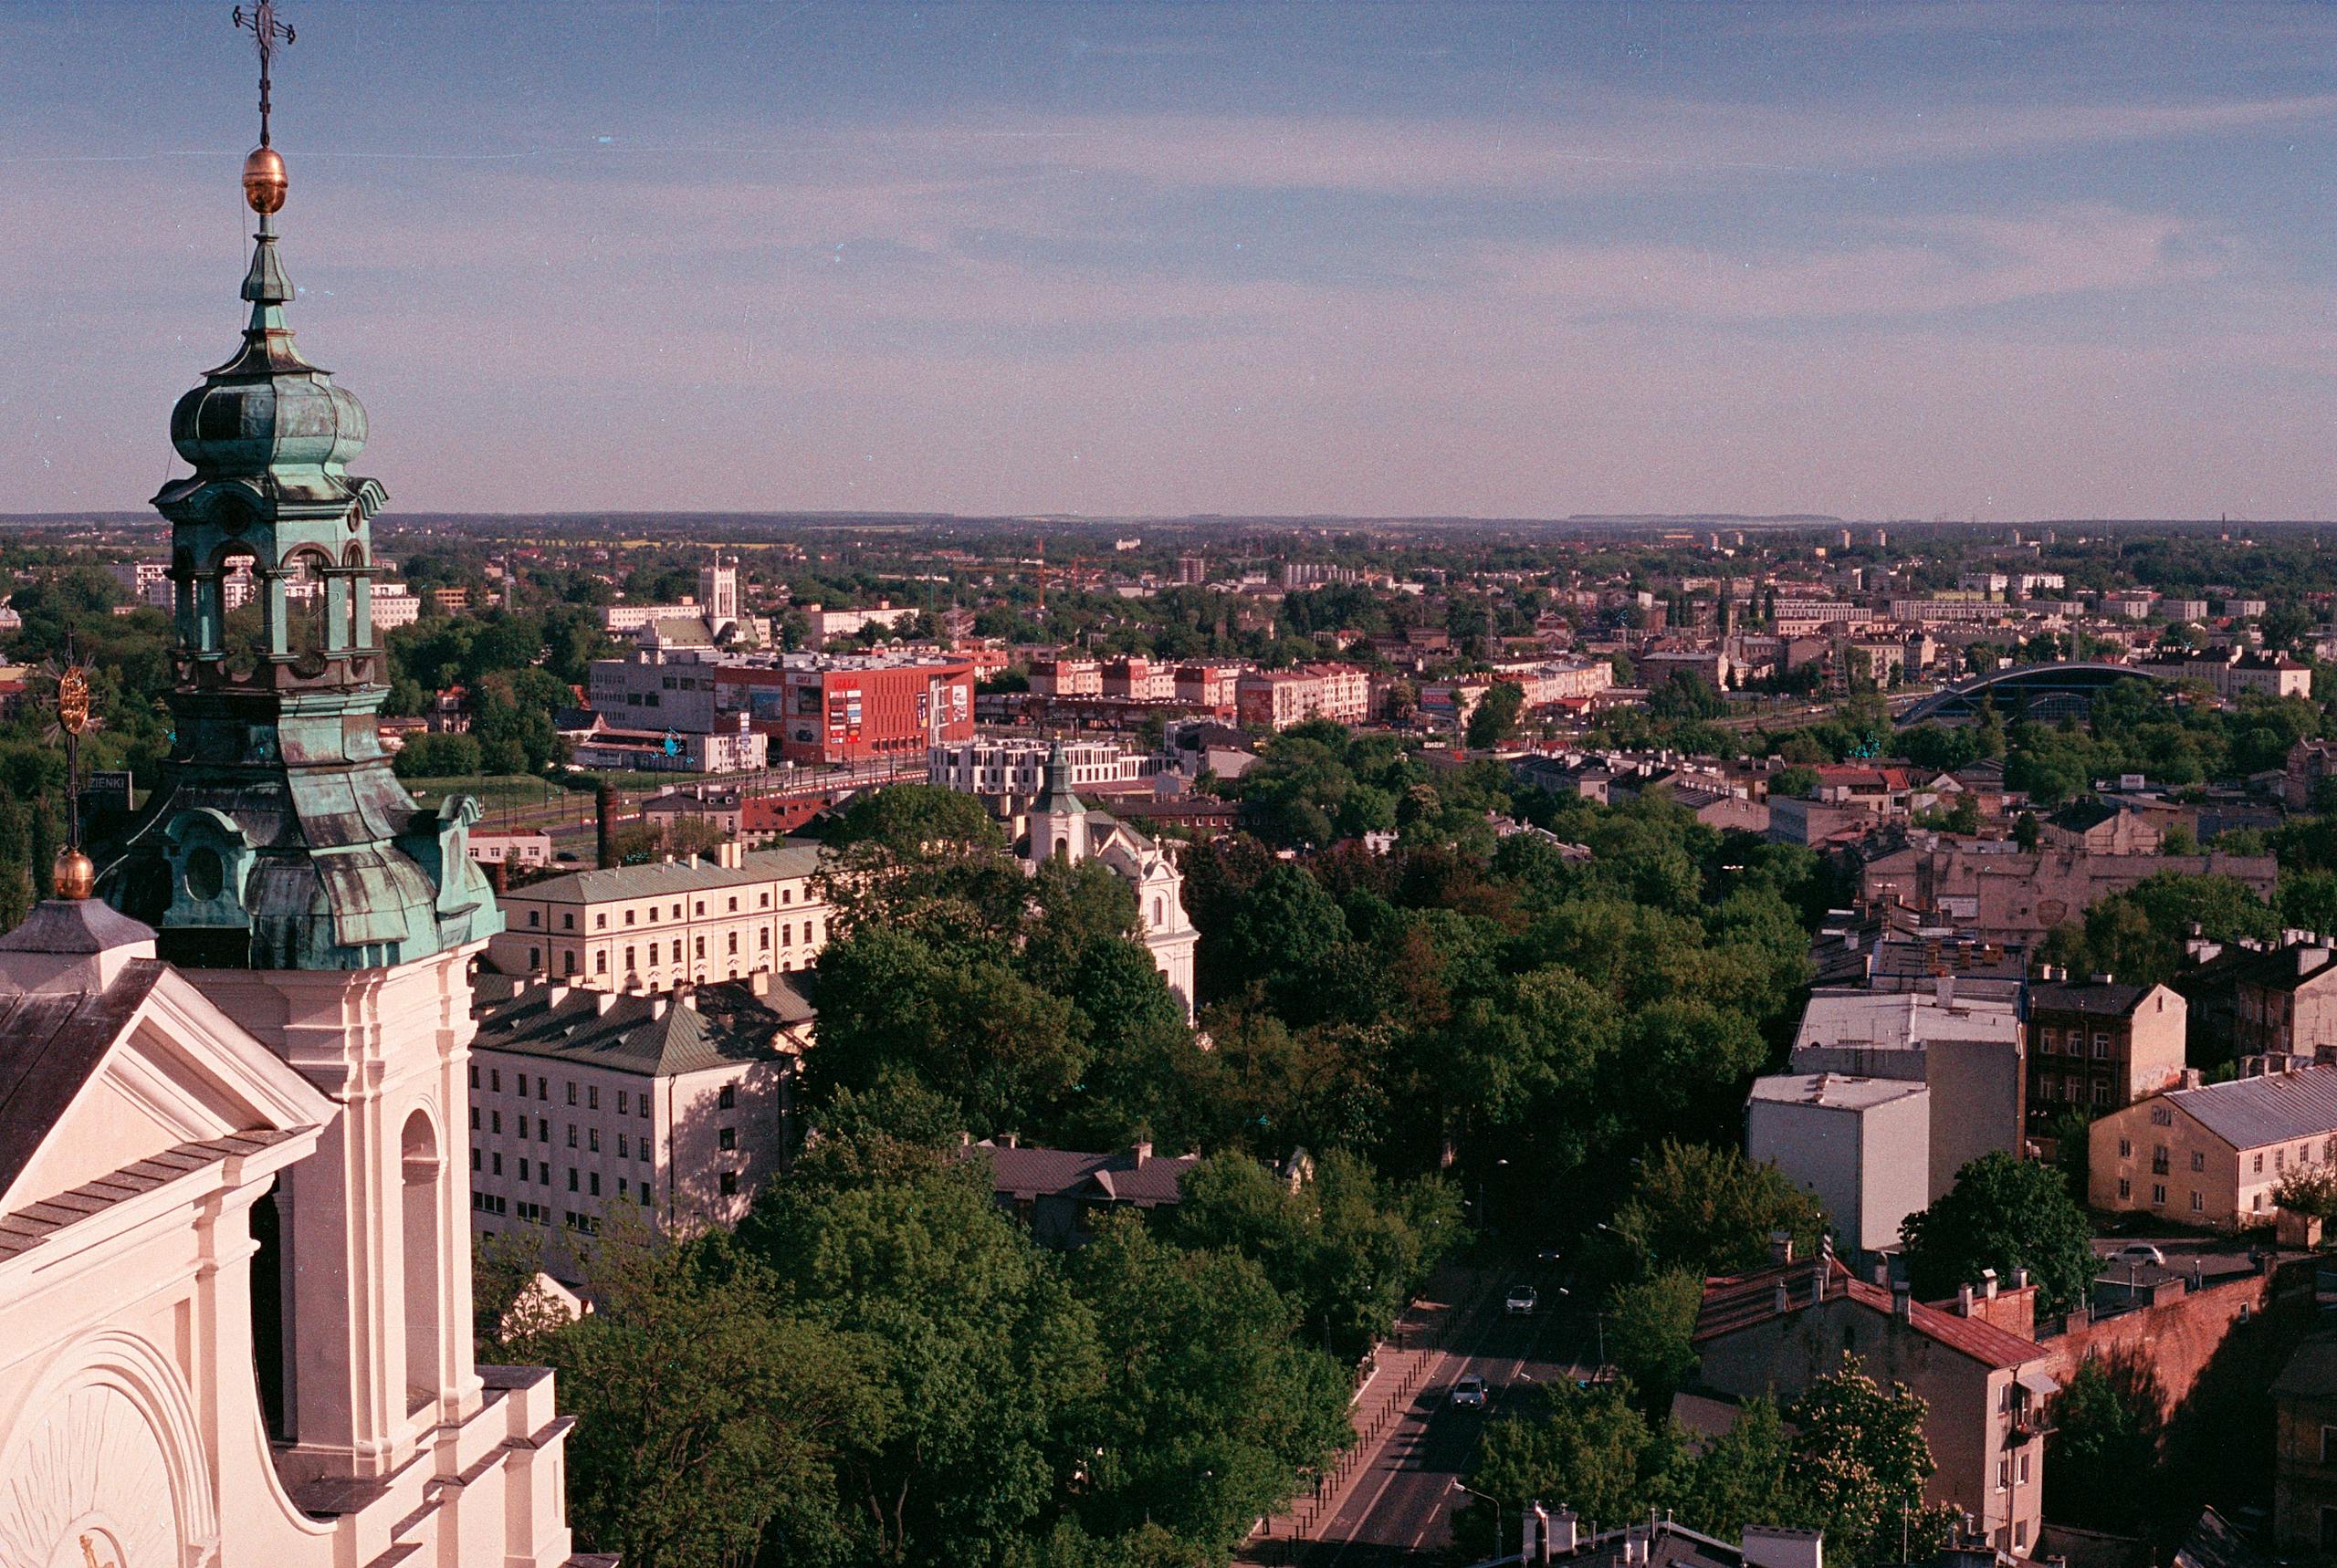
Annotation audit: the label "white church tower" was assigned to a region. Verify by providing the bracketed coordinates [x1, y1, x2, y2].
[0, 16, 595, 1566]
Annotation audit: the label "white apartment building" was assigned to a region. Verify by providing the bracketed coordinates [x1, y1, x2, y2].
[930, 735, 1153, 796]
[468, 977, 808, 1243]
[1747, 1071, 1931, 1254]
[371, 580, 421, 630]
[486, 841, 828, 991]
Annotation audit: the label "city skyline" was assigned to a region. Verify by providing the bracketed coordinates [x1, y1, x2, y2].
[5, 2, 2335, 521]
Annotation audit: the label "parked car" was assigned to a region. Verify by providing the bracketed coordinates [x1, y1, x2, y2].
[2111, 1243, 2166, 1268]
[1450, 1375, 1487, 1409]
[1505, 1284, 1538, 1316]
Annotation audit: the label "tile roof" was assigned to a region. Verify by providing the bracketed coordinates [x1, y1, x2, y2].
[0, 959, 169, 1201]
[0, 1129, 307, 1262]
[473, 978, 804, 1078]
[509, 842, 823, 904]
[1695, 1257, 2049, 1371]
[2030, 981, 2152, 1018]
[972, 1141, 1198, 1206]
[2163, 1064, 2337, 1151]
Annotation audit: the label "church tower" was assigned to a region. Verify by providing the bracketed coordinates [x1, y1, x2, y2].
[92, 11, 541, 1515]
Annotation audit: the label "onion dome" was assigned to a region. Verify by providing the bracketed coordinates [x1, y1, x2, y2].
[166, 152, 367, 486]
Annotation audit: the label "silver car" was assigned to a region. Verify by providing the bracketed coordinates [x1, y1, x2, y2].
[1451, 1375, 1488, 1409]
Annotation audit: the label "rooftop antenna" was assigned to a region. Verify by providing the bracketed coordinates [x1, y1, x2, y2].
[233, 2, 297, 147]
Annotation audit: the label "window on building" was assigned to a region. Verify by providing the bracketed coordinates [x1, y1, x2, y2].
[490, 1111, 502, 1134]
[590, 1128, 601, 1153]
[2192, 1151, 2206, 1171]
[2320, 1425, 2337, 1465]
[618, 1091, 629, 1114]
[783, 923, 792, 946]
[563, 951, 578, 976]
[719, 1172, 738, 1197]
[490, 1069, 501, 1093]
[2192, 1191, 2204, 1212]
[567, 1124, 578, 1149]
[491, 1153, 503, 1176]
[2093, 1032, 2111, 1057]
[468, 1064, 479, 1089]
[595, 950, 607, 974]
[2152, 1105, 2172, 1125]
[528, 909, 540, 928]
[2152, 1184, 2166, 1206]
[2118, 1178, 2131, 1198]
[728, 896, 739, 912]
[2119, 1138, 2132, 1157]
[728, 932, 739, 955]
[470, 1148, 480, 1171]
[588, 1086, 600, 1111]
[2257, 1153, 2267, 1174]
[563, 912, 575, 930]
[469, 1106, 480, 1130]
[568, 1169, 579, 1192]
[718, 1083, 737, 1110]
[760, 892, 771, 907]
[718, 1127, 736, 1151]
[695, 936, 707, 960]
[539, 1160, 549, 1184]
[567, 1082, 578, 1106]
[647, 942, 659, 966]
[618, 1134, 630, 1159]
[596, 913, 607, 930]
[760, 927, 770, 950]
[590, 1172, 601, 1197]
[641, 1096, 651, 1121]
[528, 946, 540, 969]
[624, 909, 634, 926]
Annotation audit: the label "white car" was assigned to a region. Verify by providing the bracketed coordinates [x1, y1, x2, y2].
[1450, 1375, 1488, 1409]
[2111, 1243, 2166, 1268]
[1505, 1285, 1538, 1316]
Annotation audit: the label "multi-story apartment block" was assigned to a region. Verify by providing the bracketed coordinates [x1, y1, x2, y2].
[2090, 1061, 2337, 1228]
[801, 601, 920, 649]
[929, 735, 1152, 796]
[1234, 663, 1372, 731]
[2025, 976, 2188, 1129]
[486, 841, 828, 990]
[1696, 1252, 2055, 1557]
[371, 580, 421, 630]
[2232, 942, 2337, 1058]
[1030, 656, 1103, 696]
[1102, 655, 1174, 701]
[1174, 662, 1243, 706]
[468, 977, 804, 1242]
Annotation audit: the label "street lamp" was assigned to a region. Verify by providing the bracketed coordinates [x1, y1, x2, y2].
[1452, 1479, 1502, 1556]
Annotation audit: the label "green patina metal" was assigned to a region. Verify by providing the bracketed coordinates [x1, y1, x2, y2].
[100, 208, 502, 970]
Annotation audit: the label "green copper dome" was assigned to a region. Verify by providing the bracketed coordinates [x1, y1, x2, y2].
[102, 185, 501, 972]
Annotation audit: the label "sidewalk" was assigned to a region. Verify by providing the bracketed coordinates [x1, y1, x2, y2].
[1240, 1262, 1494, 1566]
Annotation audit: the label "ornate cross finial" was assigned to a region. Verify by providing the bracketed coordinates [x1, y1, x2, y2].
[233, 2, 296, 147]
[44, 637, 99, 899]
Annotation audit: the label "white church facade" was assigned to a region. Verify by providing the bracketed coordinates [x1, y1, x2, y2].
[1022, 744, 1200, 1020]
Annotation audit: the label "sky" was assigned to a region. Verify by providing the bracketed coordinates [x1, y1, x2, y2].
[3, 1, 2334, 521]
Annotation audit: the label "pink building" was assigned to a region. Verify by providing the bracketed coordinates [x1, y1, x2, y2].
[1175, 662, 1243, 706]
[1030, 656, 1103, 696]
[1236, 663, 1372, 731]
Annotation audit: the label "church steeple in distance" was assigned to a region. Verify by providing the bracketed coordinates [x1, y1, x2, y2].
[100, 7, 502, 971]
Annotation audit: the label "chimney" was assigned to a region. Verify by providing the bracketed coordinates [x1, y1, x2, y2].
[596, 781, 618, 869]
[1774, 1281, 1791, 1315]
[2013, 1267, 2029, 1291]
[1132, 1139, 1153, 1166]
[1957, 1283, 1975, 1316]
[1982, 1267, 1999, 1300]
[1934, 972, 1955, 1008]
[649, 996, 668, 1019]
[1872, 1261, 1891, 1288]
[1810, 1270, 1826, 1306]
[1769, 1229, 1795, 1265]
[1550, 1508, 1578, 1556]
[1893, 1281, 1913, 1322]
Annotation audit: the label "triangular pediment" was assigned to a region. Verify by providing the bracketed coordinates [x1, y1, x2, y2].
[0, 960, 330, 1217]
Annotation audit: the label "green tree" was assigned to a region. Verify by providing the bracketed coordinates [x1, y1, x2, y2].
[1786, 1358, 1958, 1566]
[1603, 1140, 1828, 1284]
[1770, 766, 1820, 800]
[2047, 1354, 2165, 1530]
[507, 1216, 866, 1568]
[1466, 681, 1525, 749]
[1899, 1152, 2097, 1314]
[1603, 1268, 1703, 1412]
[1457, 1385, 1667, 1562]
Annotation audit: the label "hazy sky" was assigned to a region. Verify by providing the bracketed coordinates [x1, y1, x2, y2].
[5, 2, 2334, 520]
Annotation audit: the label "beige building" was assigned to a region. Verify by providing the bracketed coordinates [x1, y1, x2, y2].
[1235, 664, 1372, 730]
[487, 841, 828, 991]
[2026, 977, 2187, 1131]
[1696, 1252, 2056, 1557]
[2090, 1061, 2337, 1228]
[469, 977, 807, 1247]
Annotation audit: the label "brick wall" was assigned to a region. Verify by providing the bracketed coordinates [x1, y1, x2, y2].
[2039, 1263, 2295, 1411]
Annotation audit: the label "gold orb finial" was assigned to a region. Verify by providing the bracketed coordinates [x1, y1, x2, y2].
[243, 145, 288, 214]
[53, 848, 95, 903]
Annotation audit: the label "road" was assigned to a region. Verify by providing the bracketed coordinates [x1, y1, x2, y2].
[1304, 1265, 1593, 1567]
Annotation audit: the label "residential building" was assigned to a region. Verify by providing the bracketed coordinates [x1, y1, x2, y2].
[468, 829, 554, 869]
[2089, 1061, 2337, 1228]
[1023, 743, 1199, 1019]
[468, 977, 806, 1243]
[2271, 1334, 2337, 1555]
[571, 715, 767, 773]
[1788, 984, 2025, 1199]
[1746, 1071, 1931, 1254]
[1174, 662, 1243, 706]
[973, 1137, 1198, 1248]
[930, 735, 1153, 796]
[487, 840, 828, 991]
[2043, 798, 2164, 855]
[1174, 555, 1209, 586]
[1030, 656, 1103, 696]
[1235, 663, 1372, 730]
[370, 580, 421, 630]
[800, 600, 919, 648]
[1101, 655, 1174, 701]
[1860, 845, 2279, 946]
[2234, 942, 2337, 1058]
[1695, 1251, 2056, 1556]
[2026, 977, 2188, 1130]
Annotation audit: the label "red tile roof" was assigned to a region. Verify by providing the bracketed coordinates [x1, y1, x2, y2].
[1695, 1256, 2048, 1370]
